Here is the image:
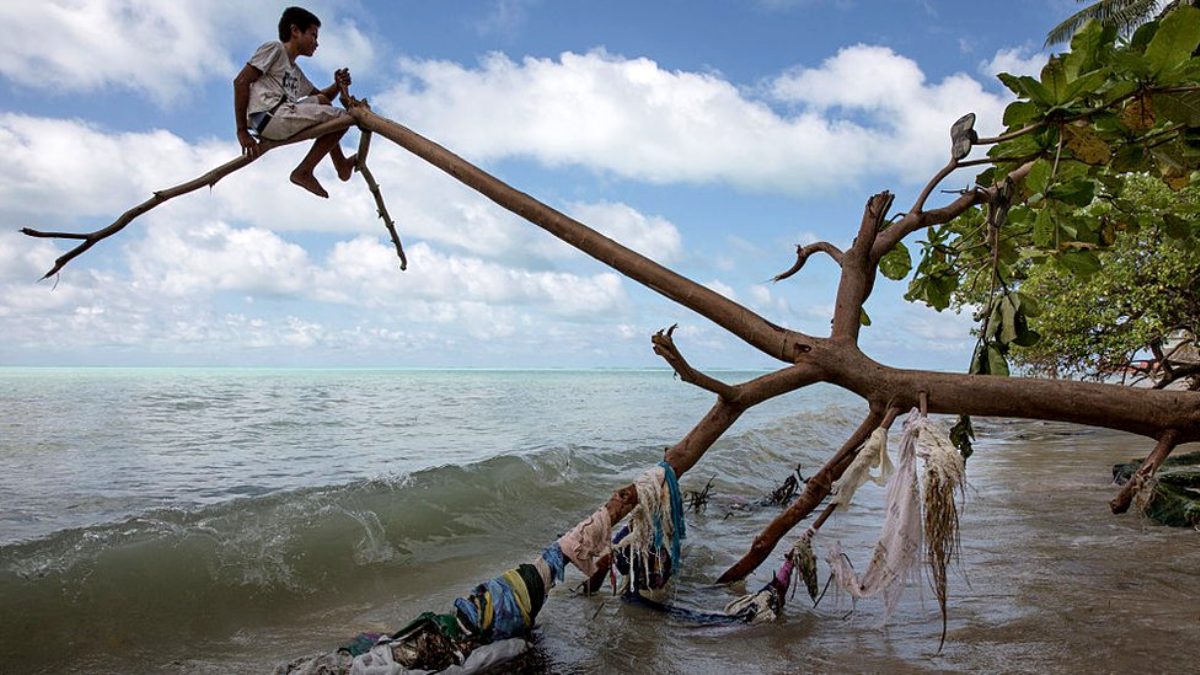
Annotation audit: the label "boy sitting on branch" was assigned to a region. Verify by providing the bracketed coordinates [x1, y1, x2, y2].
[234, 6, 356, 198]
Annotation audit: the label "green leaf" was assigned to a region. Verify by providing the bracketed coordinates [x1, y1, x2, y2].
[879, 241, 912, 280]
[1047, 177, 1096, 206]
[999, 296, 1019, 344]
[1064, 68, 1110, 101]
[1131, 20, 1161, 53]
[1014, 327, 1042, 348]
[969, 342, 987, 375]
[1057, 249, 1102, 277]
[1003, 100, 1041, 128]
[1109, 50, 1153, 79]
[1102, 80, 1138, 107]
[1027, 158, 1053, 195]
[1153, 91, 1200, 127]
[986, 344, 1010, 376]
[985, 302, 1003, 341]
[1164, 213, 1192, 239]
[998, 73, 1054, 107]
[1065, 19, 1109, 77]
[1033, 207, 1056, 248]
[859, 308, 871, 327]
[1041, 57, 1069, 103]
[1016, 292, 1042, 318]
[1145, 5, 1200, 75]
[1112, 144, 1149, 172]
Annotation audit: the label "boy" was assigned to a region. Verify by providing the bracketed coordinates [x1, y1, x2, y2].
[234, 6, 356, 198]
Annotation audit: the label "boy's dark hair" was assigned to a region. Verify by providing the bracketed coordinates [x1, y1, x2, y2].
[278, 6, 321, 42]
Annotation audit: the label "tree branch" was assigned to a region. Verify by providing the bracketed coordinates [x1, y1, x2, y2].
[350, 106, 816, 363]
[716, 405, 883, 583]
[1110, 429, 1180, 514]
[830, 191, 894, 341]
[870, 161, 1035, 264]
[20, 115, 355, 279]
[909, 158, 958, 216]
[651, 324, 738, 400]
[355, 130, 407, 271]
[581, 362, 827, 592]
[772, 241, 845, 282]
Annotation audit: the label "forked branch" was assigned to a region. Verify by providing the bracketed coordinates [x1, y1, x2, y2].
[652, 324, 737, 400]
[20, 115, 355, 279]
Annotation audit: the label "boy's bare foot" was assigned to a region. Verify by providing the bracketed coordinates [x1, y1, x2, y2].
[335, 153, 357, 182]
[290, 170, 329, 198]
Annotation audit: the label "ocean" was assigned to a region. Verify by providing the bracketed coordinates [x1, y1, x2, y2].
[1, 368, 1196, 673]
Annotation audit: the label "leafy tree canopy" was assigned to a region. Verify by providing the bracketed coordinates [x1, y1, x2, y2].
[896, 7, 1200, 452]
[1010, 175, 1200, 385]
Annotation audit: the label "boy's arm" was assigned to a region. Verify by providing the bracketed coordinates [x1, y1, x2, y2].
[233, 64, 262, 157]
[313, 68, 352, 102]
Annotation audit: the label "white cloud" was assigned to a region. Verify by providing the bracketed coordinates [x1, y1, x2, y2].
[314, 239, 629, 319]
[980, 45, 1049, 80]
[0, 231, 60, 283]
[309, 19, 377, 79]
[377, 47, 1008, 195]
[749, 284, 773, 306]
[0, 2, 371, 106]
[127, 221, 315, 297]
[474, 0, 538, 38]
[703, 279, 737, 301]
[0, 1, 250, 105]
[769, 45, 1009, 170]
[567, 202, 683, 264]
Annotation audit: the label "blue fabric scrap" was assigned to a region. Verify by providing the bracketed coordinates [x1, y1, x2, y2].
[658, 460, 686, 569]
[541, 542, 566, 584]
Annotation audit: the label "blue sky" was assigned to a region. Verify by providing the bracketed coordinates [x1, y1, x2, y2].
[0, 0, 1071, 369]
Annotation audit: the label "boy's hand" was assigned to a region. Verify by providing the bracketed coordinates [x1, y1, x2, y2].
[335, 68, 352, 88]
[237, 129, 260, 158]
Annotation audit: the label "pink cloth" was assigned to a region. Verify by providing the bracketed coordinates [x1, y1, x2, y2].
[557, 506, 612, 577]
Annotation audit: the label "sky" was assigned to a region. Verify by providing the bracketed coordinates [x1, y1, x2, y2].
[0, 0, 1074, 369]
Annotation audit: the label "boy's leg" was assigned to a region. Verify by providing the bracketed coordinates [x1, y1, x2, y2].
[290, 128, 348, 198]
[330, 144, 357, 182]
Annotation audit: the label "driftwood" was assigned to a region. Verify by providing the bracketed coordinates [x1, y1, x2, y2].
[19, 92, 1200, 596]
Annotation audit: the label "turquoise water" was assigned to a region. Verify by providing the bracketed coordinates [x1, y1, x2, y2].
[1, 368, 1196, 673]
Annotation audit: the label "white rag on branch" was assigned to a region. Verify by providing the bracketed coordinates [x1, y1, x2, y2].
[825, 409, 923, 624]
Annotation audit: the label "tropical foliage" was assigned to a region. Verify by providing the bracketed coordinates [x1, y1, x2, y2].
[899, 7, 1200, 452]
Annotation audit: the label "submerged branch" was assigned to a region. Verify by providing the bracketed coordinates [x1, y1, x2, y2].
[716, 406, 882, 584]
[1110, 429, 1180, 514]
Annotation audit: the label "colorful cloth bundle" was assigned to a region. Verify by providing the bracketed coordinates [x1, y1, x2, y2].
[453, 564, 546, 642]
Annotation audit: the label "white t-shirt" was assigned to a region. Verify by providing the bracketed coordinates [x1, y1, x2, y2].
[246, 41, 316, 116]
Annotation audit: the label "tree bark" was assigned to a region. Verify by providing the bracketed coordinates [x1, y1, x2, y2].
[1110, 429, 1181, 513]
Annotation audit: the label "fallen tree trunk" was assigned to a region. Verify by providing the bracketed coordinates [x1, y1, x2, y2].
[21, 99, 1200, 593]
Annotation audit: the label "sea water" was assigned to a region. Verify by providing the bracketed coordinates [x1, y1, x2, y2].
[0, 368, 1196, 673]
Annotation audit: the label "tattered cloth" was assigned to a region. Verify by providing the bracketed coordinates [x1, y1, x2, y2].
[824, 410, 923, 624]
[557, 505, 612, 576]
[277, 562, 548, 675]
[611, 462, 687, 590]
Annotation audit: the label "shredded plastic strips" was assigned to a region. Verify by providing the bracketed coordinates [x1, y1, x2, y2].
[825, 409, 924, 624]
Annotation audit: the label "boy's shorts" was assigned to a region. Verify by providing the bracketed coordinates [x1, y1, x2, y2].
[252, 96, 344, 141]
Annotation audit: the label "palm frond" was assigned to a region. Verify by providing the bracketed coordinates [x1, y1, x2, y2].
[1045, 0, 1162, 46]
